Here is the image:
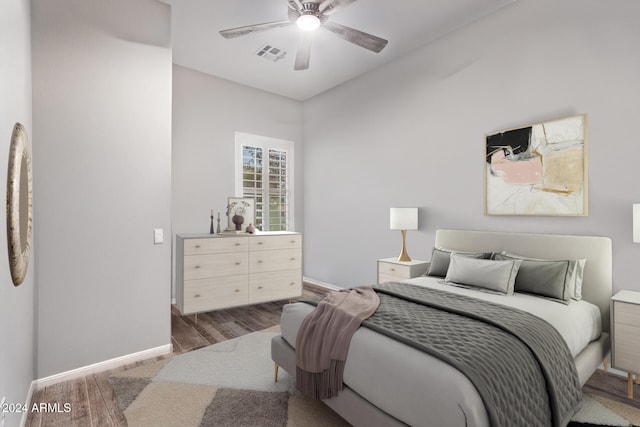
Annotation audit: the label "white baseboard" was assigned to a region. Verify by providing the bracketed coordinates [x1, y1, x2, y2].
[34, 344, 173, 390]
[303, 276, 340, 290]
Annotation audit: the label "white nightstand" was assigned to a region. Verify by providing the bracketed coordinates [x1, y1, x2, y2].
[612, 290, 640, 398]
[377, 258, 429, 283]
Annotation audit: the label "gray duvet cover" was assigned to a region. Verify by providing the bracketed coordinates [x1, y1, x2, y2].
[368, 282, 582, 427]
[298, 282, 582, 427]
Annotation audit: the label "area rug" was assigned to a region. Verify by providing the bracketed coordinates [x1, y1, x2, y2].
[110, 330, 640, 426]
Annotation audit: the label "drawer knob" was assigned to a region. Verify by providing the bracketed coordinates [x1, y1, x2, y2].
[290, 257, 296, 261]
[258, 286, 263, 289]
[235, 262, 241, 266]
[258, 242, 264, 245]
[235, 243, 240, 246]
[390, 268, 395, 272]
[194, 294, 201, 298]
[195, 245, 201, 248]
[194, 265, 201, 269]
[290, 282, 295, 286]
[258, 260, 263, 263]
[290, 240, 296, 243]
[234, 289, 240, 293]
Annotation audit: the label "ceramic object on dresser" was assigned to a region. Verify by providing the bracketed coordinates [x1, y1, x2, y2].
[232, 214, 244, 230]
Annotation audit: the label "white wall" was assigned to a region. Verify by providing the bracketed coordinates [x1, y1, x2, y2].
[0, 0, 35, 424]
[303, 0, 640, 291]
[31, 0, 172, 377]
[172, 65, 303, 296]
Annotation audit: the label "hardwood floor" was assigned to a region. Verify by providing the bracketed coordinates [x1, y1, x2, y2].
[25, 284, 326, 427]
[24, 283, 640, 426]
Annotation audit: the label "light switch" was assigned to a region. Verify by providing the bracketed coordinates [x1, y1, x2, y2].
[154, 228, 163, 244]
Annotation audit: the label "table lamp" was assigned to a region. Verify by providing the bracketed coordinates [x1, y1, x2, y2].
[390, 207, 418, 262]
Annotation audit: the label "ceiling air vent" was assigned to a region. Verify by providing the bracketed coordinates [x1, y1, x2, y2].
[256, 44, 287, 63]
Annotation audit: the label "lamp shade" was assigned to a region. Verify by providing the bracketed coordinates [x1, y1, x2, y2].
[390, 208, 418, 231]
[634, 204, 640, 243]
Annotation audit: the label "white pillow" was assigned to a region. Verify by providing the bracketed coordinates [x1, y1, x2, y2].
[445, 253, 522, 295]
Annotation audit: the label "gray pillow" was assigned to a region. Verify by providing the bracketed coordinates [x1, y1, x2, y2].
[444, 254, 521, 295]
[496, 252, 586, 301]
[427, 248, 491, 277]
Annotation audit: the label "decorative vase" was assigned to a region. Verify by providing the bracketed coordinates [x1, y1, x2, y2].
[246, 223, 255, 234]
[232, 214, 244, 231]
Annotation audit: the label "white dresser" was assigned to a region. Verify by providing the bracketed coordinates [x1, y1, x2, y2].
[176, 232, 302, 315]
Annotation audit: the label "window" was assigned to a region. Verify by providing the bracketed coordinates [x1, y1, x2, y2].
[235, 132, 294, 231]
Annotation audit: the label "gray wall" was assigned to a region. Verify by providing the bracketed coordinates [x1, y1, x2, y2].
[303, 0, 640, 291]
[172, 65, 304, 297]
[0, 0, 35, 424]
[31, 0, 172, 377]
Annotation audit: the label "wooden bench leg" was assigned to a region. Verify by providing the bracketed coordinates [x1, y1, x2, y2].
[628, 373, 634, 399]
[274, 363, 279, 382]
[603, 357, 608, 372]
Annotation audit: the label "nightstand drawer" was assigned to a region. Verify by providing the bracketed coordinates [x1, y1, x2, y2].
[378, 262, 412, 279]
[614, 301, 640, 326]
[378, 273, 405, 283]
[614, 323, 640, 372]
[377, 258, 429, 283]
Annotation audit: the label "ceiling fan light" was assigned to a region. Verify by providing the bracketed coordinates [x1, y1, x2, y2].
[297, 14, 320, 31]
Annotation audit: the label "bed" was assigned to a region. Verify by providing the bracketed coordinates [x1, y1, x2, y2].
[271, 229, 612, 427]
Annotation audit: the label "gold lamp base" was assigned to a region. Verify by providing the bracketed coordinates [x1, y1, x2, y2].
[397, 230, 411, 262]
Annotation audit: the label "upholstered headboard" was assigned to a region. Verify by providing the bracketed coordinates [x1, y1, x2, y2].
[435, 229, 613, 332]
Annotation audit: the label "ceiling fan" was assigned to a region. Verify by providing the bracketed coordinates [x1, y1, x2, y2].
[219, 0, 388, 71]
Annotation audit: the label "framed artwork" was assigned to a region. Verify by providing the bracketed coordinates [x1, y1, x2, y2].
[226, 197, 255, 231]
[484, 114, 587, 216]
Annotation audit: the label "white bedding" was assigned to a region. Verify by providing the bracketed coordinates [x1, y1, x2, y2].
[404, 275, 602, 357]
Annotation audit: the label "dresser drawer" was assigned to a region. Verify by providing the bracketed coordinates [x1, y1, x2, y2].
[183, 252, 248, 280]
[249, 234, 301, 251]
[249, 248, 301, 273]
[249, 269, 302, 304]
[182, 276, 248, 314]
[184, 237, 247, 255]
[614, 322, 640, 373]
[614, 301, 640, 326]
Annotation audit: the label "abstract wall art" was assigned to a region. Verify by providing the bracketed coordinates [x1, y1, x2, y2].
[485, 114, 587, 216]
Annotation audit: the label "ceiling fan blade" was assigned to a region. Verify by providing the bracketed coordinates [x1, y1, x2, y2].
[294, 31, 312, 71]
[290, 0, 304, 11]
[322, 21, 388, 53]
[219, 20, 292, 39]
[319, 0, 359, 15]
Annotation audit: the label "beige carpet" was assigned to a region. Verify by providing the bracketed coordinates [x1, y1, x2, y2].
[110, 330, 640, 427]
[109, 330, 350, 427]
